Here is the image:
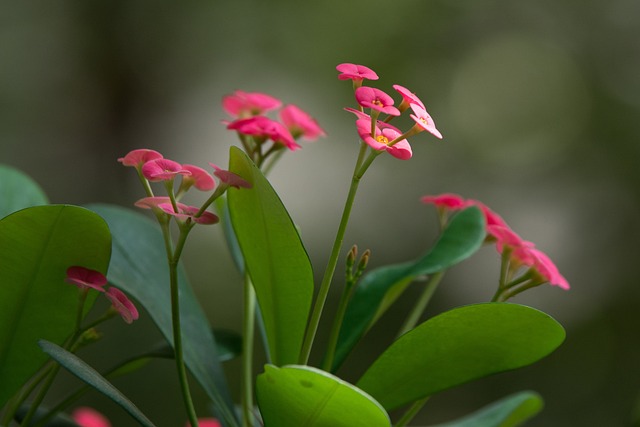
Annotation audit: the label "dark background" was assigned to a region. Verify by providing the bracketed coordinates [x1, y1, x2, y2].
[2, 1, 640, 426]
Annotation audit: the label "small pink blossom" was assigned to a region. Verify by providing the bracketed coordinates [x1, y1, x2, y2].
[185, 419, 222, 427]
[209, 163, 252, 189]
[487, 225, 536, 266]
[336, 63, 379, 81]
[181, 164, 216, 191]
[420, 193, 467, 210]
[222, 90, 282, 117]
[467, 200, 510, 230]
[65, 266, 107, 292]
[227, 116, 300, 151]
[134, 196, 172, 211]
[279, 104, 326, 141]
[105, 287, 139, 324]
[117, 149, 163, 167]
[392, 84, 426, 111]
[529, 248, 570, 290]
[141, 158, 191, 182]
[343, 107, 371, 120]
[71, 407, 111, 427]
[157, 202, 219, 225]
[356, 118, 412, 160]
[409, 104, 443, 139]
[355, 87, 400, 116]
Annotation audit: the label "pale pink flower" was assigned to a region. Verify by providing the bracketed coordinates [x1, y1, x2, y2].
[222, 90, 282, 117]
[181, 164, 216, 191]
[134, 196, 172, 211]
[279, 104, 326, 141]
[409, 104, 443, 139]
[185, 419, 222, 427]
[72, 407, 111, 427]
[105, 287, 139, 324]
[65, 266, 107, 292]
[336, 63, 379, 81]
[209, 163, 252, 189]
[117, 149, 163, 167]
[157, 202, 219, 225]
[227, 116, 300, 151]
[356, 118, 412, 160]
[141, 159, 191, 182]
[392, 84, 425, 111]
[487, 225, 536, 266]
[355, 87, 400, 116]
[343, 107, 371, 120]
[529, 248, 570, 290]
[420, 193, 467, 210]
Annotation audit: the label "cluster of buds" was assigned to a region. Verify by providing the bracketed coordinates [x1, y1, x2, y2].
[337, 63, 443, 160]
[224, 90, 325, 167]
[421, 193, 570, 299]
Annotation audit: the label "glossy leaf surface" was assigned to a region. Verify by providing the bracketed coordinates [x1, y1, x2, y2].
[356, 303, 565, 411]
[0, 164, 48, 219]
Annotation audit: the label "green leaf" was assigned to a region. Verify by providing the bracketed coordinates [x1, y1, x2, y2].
[356, 303, 565, 411]
[428, 391, 543, 427]
[256, 364, 390, 427]
[333, 207, 485, 370]
[227, 147, 313, 366]
[0, 205, 111, 408]
[39, 340, 156, 427]
[0, 164, 48, 219]
[86, 204, 237, 427]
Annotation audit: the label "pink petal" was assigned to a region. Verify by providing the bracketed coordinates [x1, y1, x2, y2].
[182, 164, 216, 191]
[420, 193, 467, 210]
[392, 84, 426, 110]
[410, 104, 443, 139]
[105, 287, 139, 324]
[65, 266, 107, 292]
[386, 138, 413, 160]
[141, 159, 191, 182]
[336, 63, 379, 81]
[280, 104, 326, 140]
[134, 196, 172, 210]
[157, 202, 220, 225]
[72, 407, 111, 427]
[222, 90, 282, 117]
[117, 149, 163, 167]
[185, 419, 222, 427]
[355, 87, 400, 116]
[209, 163, 252, 189]
[343, 107, 371, 120]
[529, 248, 570, 290]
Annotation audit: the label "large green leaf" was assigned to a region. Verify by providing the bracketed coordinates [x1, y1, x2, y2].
[86, 204, 237, 427]
[333, 207, 485, 370]
[39, 340, 156, 427]
[429, 391, 543, 427]
[0, 164, 48, 219]
[0, 205, 111, 408]
[227, 147, 313, 366]
[356, 303, 565, 411]
[256, 365, 390, 427]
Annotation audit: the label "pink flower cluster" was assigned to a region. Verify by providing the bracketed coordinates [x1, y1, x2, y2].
[337, 63, 443, 160]
[421, 193, 570, 291]
[65, 266, 139, 324]
[71, 407, 221, 427]
[224, 90, 325, 151]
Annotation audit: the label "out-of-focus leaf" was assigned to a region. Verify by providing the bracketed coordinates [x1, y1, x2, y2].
[356, 303, 565, 411]
[0, 164, 48, 219]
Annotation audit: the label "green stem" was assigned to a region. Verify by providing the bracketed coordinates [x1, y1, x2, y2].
[19, 364, 61, 426]
[394, 397, 430, 427]
[298, 142, 372, 365]
[321, 278, 356, 372]
[396, 272, 445, 338]
[241, 274, 256, 427]
[1, 362, 55, 426]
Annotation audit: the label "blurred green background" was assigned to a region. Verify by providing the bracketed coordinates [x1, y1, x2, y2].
[2, 0, 640, 426]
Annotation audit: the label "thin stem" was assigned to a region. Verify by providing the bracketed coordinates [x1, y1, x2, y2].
[394, 397, 430, 427]
[241, 274, 256, 427]
[1, 362, 55, 426]
[396, 272, 445, 338]
[19, 364, 61, 426]
[321, 278, 356, 372]
[298, 142, 371, 365]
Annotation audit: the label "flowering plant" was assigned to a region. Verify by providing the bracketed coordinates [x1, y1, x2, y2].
[0, 63, 568, 427]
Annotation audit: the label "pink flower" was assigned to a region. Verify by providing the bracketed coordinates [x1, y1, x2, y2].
[71, 407, 111, 427]
[227, 116, 300, 151]
[420, 193, 467, 210]
[134, 196, 172, 211]
[467, 200, 510, 230]
[141, 159, 191, 182]
[185, 419, 222, 427]
[181, 164, 216, 191]
[279, 104, 326, 141]
[355, 87, 401, 116]
[105, 287, 139, 324]
[409, 104, 443, 139]
[343, 107, 371, 120]
[209, 163, 252, 189]
[222, 90, 282, 117]
[65, 266, 107, 292]
[336, 63, 379, 81]
[157, 202, 219, 225]
[356, 118, 412, 160]
[117, 149, 163, 167]
[487, 225, 536, 266]
[392, 84, 425, 111]
[529, 248, 570, 290]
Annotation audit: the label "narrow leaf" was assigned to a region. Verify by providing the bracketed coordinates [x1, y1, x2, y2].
[0, 164, 48, 219]
[333, 207, 485, 370]
[356, 303, 565, 411]
[227, 147, 313, 366]
[39, 340, 156, 427]
[0, 205, 111, 407]
[256, 364, 390, 427]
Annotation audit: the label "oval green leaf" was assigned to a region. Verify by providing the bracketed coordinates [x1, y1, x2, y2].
[356, 303, 565, 411]
[429, 391, 543, 427]
[227, 147, 313, 366]
[333, 207, 485, 370]
[0, 205, 111, 407]
[86, 204, 237, 427]
[0, 164, 48, 219]
[256, 364, 390, 427]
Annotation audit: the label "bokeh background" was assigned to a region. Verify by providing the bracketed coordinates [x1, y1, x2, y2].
[2, 0, 640, 426]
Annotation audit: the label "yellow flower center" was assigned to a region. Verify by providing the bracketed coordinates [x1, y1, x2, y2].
[376, 135, 389, 145]
[372, 99, 383, 107]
